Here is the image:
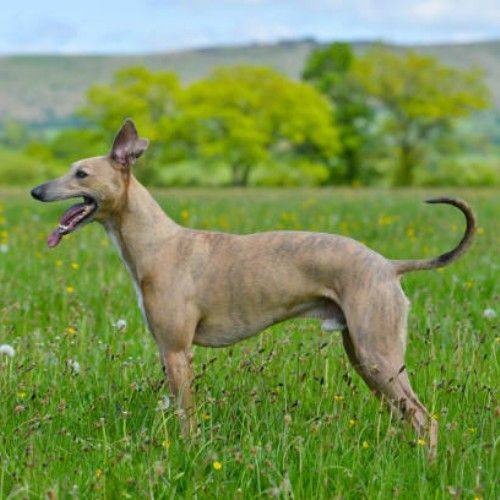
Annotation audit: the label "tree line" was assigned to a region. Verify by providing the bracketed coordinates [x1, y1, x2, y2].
[2, 43, 493, 187]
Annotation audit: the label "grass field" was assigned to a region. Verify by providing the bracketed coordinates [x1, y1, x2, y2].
[0, 187, 498, 498]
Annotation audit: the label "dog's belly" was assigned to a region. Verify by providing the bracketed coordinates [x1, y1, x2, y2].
[193, 298, 345, 348]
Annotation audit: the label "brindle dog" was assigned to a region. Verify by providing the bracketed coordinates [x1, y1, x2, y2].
[31, 119, 476, 461]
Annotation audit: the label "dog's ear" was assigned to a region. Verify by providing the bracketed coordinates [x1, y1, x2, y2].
[110, 119, 149, 168]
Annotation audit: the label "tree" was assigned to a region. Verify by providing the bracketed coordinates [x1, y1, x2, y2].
[354, 48, 490, 186]
[176, 66, 340, 186]
[303, 43, 374, 184]
[80, 66, 181, 183]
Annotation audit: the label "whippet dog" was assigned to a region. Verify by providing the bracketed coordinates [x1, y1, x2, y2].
[31, 119, 476, 461]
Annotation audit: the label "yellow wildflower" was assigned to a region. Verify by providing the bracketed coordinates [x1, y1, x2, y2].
[180, 209, 189, 221]
[378, 215, 397, 226]
[213, 461, 222, 471]
[417, 439, 426, 446]
[348, 419, 357, 428]
[71, 262, 80, 270]
[66, 286, 75, 294]
[406, 226, 415, 239]
[162, 439, 171, 449]
[55, 260, 63, 268]
[17, 391, 27, 400]
[67, 326, 77, 336]
[362, 441, 369, 449]
[95, 468, 104, 478]
[334, 395, 344, 401]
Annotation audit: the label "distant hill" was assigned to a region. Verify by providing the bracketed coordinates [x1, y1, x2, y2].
[1, 39, 499, 125]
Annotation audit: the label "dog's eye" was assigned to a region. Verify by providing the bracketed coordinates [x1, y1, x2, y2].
[75, 170, 88, 179]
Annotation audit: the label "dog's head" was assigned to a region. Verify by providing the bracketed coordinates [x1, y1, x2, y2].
[31, 119, 148, 247]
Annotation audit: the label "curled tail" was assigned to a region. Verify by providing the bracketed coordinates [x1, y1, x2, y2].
[393, 197, 476, 276]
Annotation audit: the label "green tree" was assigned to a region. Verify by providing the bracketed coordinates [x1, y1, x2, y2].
[176, 66, 340, 186]
[80, 66, 181, 183]
[354, 48, 490, 186]
[303, 43, 374, 184]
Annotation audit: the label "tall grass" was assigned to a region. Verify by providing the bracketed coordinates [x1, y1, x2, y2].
[0, 187, 497, 498]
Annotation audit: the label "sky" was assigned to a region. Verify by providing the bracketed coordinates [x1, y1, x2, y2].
[1, 0, 499, 54]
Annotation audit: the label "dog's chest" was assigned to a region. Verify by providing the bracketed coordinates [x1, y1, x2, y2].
[107, 229, 147, 322]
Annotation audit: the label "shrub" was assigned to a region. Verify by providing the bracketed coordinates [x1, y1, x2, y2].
[417, 158, 500, 187]
[0, 147, 64, 186]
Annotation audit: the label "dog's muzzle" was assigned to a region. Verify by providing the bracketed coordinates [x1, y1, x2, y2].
[31, 184, 46, 201]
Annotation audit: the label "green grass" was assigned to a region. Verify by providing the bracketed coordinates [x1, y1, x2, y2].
[0, 187, 498, 498]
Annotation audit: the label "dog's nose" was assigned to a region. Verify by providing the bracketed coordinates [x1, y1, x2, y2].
[31, 185, 45, 201]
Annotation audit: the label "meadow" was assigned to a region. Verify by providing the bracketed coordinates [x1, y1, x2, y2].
[0, 187, 498, 498]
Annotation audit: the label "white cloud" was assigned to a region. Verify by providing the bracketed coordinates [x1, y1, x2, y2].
[238, 20, 294, 43]
[411, 0, 452, 22]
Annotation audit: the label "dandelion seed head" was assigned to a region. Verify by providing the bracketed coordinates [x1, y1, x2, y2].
[68, 359, 81, 374]
[114, 319, 127, 331]
[483, 308, 496, 319]
[157, 395, 170, 411]
[0, 344, 15, 357]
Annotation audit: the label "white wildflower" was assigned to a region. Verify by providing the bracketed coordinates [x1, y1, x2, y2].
[68, 359, 81, 374]
[0, 344, 15, 357]
[113, 319, 127, 331]
[157, 395, 170, 411]
[483, 308, 496, 319]
[0, 244, 9, 253]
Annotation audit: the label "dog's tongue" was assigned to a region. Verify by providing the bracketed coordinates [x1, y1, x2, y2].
[47, 203, 87, 248]
[47, 229, 63, 248]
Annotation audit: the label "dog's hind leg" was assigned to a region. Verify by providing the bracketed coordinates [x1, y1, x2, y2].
[341, 283, 437, 462]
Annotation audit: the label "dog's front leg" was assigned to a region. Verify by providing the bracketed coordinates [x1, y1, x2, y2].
[163, 349, 196, 437]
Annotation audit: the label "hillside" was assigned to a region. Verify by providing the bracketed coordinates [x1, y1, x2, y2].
[1, 39, 499, 124]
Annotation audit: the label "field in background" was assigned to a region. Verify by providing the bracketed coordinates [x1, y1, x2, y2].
[0, 187, 498, 498]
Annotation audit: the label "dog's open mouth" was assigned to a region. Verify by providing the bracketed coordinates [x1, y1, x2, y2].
[47, 196, 97, 248]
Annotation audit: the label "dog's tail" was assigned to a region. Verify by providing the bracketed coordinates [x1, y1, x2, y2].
[392, 197, 476, 276]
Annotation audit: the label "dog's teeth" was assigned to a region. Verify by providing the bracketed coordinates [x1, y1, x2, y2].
[58, 224, 69, 233]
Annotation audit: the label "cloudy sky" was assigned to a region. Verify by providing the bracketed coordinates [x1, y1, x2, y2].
[1, 0, 499, 54]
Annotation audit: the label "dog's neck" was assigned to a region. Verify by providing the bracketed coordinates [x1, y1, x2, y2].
[103, 175, 179, 281]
